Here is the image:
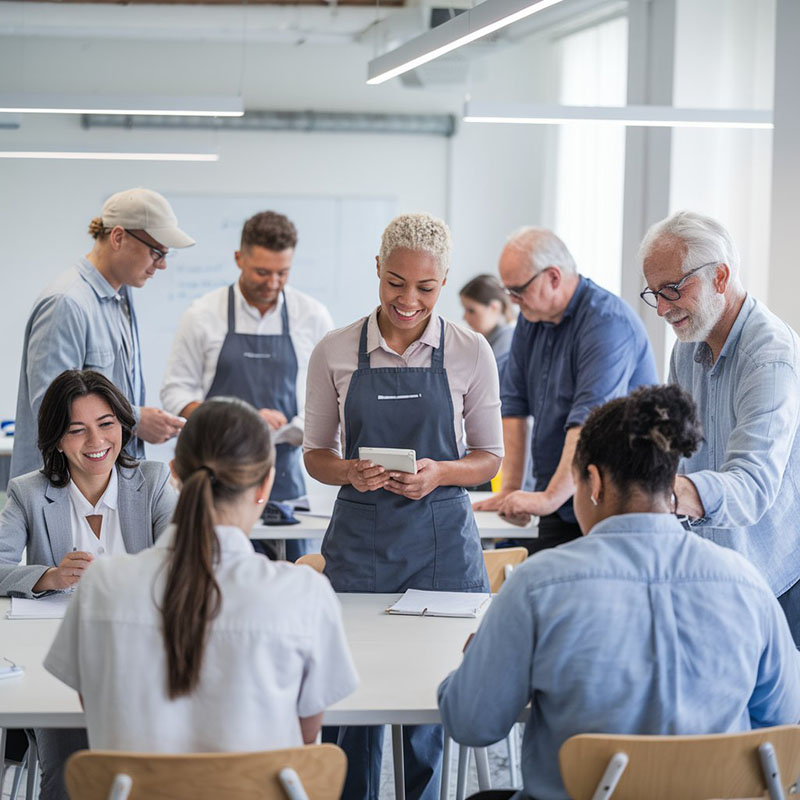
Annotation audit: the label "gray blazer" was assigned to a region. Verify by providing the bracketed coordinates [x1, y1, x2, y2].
[0, 461, 176, 598]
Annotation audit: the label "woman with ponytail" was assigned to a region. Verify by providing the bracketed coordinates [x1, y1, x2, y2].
[439, 385, 800, 800]
[45, 397, 358, 753]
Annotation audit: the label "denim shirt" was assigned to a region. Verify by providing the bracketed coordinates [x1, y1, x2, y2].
[670, 295, 800, 596]
[438, 513, 800, 800]
[11, 258, 145, 478]
[501, 277, 657, 521]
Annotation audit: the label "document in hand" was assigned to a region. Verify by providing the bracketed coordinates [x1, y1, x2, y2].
[386, 589, 491, 618]
[8, 593, 71, 619]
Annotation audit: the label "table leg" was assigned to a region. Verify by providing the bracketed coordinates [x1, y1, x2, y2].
[0, 727, 6, 792]
[455, 745, 470, 800]
[276, 539, 287, 561]
[391, 724, 405, 800]
[440, 734, 452, 800]
[474, 747, 491, 790]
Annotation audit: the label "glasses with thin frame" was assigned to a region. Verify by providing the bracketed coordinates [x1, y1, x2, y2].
[504, 269, 545, 299]
[640, 261, 719, 308]
[124, 229, 169, 264]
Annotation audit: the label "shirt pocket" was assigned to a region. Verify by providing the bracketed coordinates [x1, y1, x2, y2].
[431, 493, 487, 591]
[84, 347, 114, 371]
[322, 497, 377, 592]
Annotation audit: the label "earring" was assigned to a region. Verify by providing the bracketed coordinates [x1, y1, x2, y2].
[257, 498, 265, 505]
[590, 495, 598, 507]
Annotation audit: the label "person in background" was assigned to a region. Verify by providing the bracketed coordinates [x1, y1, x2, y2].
[459, 274, 515, 374]
[11, 188, 193, 479]
[439, 385, 800, 800]
[640, 210, 800, 645]
[45, 397, 358, 755]
[161, 211, 333, 560]
[0, 369, 177, 800]
[303, 213, 503, 800]
[475, 227, 657, 552]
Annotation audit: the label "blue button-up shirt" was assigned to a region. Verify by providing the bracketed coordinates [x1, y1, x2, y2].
[501, 277, 657, 521]
[11, 258, 145, 478]
[670, 295, 800, 596]
[438, 513, 800, 800]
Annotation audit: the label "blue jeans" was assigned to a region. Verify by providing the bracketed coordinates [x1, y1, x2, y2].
[778, 578, 800, 647]
[323, 724, 443, 800]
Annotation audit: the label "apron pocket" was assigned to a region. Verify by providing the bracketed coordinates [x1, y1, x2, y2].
[322, 497, 377, 592]
[431, 493, 487, 591]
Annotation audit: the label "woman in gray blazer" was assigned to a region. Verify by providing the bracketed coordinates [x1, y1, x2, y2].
[0, 369, 176, 800]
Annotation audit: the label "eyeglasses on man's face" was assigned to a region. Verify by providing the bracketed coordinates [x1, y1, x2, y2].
[125, 229, 169, 264]
[640, 261, 719, 308]
[504, 269, 546, 299]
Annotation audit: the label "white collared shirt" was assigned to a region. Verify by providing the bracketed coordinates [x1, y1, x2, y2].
[44, 524, 359, 752]
[160, 283, 334, 428]
[67, 468, 127, 557]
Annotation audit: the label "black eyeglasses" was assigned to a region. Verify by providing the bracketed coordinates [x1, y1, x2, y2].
[640, 261, 719, 308]
[125, 229, 168, 264]
[504, 269, 545, 299]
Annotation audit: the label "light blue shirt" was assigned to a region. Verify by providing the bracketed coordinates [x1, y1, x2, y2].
[438, 513, 800, 800]
[11, 258, 145, 478]
[670, 295, 800, 596]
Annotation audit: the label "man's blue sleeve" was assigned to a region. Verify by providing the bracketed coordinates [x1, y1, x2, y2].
[500, 324, 531, 418]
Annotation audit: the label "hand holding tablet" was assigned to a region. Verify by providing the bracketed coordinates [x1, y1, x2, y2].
[358, 447, 417, 475]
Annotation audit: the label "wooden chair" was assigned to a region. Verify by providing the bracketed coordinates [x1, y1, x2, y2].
[64, 744, 347, 800]
[481, 547, 528, 593]
[559, 726, 800, 800]
[295, 553, 325, 572]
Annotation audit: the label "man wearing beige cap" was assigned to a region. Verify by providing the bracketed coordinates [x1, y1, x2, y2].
[10, 188, 194, 480]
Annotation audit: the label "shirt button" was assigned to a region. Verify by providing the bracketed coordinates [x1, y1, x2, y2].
[98, 546, 105, 555]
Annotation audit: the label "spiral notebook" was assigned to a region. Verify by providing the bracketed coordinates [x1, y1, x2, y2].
[385, 589, 491, 619]
[8, 594, 71, 619]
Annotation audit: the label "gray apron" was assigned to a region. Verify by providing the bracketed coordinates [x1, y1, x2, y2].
[322, 317, 488, 593]
[206, 286, 304, 502]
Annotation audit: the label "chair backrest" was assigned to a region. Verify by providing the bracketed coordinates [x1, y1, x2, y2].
[482, 547, 528, 593]
[559, 727, 800, 800]
[296, 553, 325, 573]
[65, 744, 347, 800]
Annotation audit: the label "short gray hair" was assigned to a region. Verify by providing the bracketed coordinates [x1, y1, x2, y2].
[638, 211, 740, 278]
[504, 227, 577, 275]
[380, 213, 451, 273]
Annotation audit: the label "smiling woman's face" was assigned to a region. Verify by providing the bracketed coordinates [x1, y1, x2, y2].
[377, 247, 445, 339]
[58, 393, 122, 485]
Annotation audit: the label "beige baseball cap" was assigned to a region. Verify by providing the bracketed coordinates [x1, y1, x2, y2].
[101, 188, 195, 249]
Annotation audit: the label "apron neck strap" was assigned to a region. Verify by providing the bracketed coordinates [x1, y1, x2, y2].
[280, 291, 290, 334]
[227, 284, 236, 332]
[358, 316, 446, 369]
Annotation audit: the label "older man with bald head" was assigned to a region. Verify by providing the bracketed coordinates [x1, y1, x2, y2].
[476, 227, 657, 551]
[640, 210, 800, 643]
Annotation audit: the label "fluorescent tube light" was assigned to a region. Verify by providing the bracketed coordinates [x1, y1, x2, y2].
[367, 0, 567, 85]
[0, 151, 219, 161]
[462, 102, 774, 129]
[0, 93, 244, 117]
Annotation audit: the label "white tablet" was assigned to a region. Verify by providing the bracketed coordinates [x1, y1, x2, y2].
[358, 447, 417, 474]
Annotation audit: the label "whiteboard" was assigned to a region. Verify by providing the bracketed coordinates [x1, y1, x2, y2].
[133, 193, 396, 461]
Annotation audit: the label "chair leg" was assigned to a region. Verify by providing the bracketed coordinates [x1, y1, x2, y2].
[759, 742, 786, 800]
[24, 730, 39, 800]
[455, 745, 470, 800]
[474, 747, 491, 791]
[440, 735, 452, 800]
[10, 756, 26, 800]
[391, 724, 406, 800]
[505, 731, 518, 788]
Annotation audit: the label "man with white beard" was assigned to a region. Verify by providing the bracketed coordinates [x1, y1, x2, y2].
[640, 210, 800, 644]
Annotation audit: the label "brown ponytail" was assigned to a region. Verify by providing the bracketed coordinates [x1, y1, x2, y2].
[88, 217, 109, 240]
[161, 397, 275, 699]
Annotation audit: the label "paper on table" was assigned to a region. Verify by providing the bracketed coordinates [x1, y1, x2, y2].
[8, 593, 72, 619]
[386, 589, 491, 619]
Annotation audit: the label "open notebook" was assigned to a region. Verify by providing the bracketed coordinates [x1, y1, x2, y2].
[8, 593, 71, 619]
[385, 589, 491, 619]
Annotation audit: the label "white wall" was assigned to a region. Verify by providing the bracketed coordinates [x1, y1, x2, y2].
[0, 24, 557, 420]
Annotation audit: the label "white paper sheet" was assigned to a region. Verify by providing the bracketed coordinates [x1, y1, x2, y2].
[8, 593, 72, 619]
[386, 589, 491, 618]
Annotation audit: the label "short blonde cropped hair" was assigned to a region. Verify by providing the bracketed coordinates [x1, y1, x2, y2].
[379, 213, 451, 273]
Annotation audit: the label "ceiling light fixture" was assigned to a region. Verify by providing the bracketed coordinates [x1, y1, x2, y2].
[0, 151, 219, 161]
[462, 102, 774, 129]
[0, 93, 244, 117]
[367, 0, 568, 85]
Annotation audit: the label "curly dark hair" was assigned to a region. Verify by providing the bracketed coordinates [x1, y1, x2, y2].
[573, 384, 703, 498]
[38, 370, 138, 487]
[240, 211, 297, 252]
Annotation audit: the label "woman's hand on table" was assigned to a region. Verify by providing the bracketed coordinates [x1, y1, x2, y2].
[385, 459, 441, 500]
[32, 551, 95, 593]
[472, 491, 511, 512]
[347, 459, 392, 493]
[498, 489, 557, 518]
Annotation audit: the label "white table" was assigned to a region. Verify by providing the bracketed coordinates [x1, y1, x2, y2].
[0, 593, 479, 729]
